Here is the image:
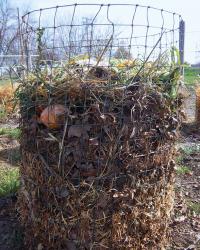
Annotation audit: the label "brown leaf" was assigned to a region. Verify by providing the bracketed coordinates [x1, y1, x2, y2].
[66, 241, 77, 250]
[68, 126, 83, 137]
[97, 195, 109, 208]
[81, 169, 97, 177]
[68, 125, 91, 138]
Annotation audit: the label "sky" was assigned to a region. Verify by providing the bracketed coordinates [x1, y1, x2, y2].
[10, 0, 200, 64]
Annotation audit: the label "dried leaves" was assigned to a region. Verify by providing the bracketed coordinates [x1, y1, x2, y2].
[18, 67, 182, 249]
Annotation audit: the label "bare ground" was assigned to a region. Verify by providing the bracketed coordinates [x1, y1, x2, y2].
[169, 124, 200, 250]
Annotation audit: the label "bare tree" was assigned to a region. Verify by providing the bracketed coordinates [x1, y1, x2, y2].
[114, 46, 132, 60]
[0, 0, 20, 66]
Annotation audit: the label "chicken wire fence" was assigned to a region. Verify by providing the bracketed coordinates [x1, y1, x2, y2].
[17, 3, 184, 249]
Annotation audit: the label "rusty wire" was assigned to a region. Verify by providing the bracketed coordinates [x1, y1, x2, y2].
[20, 3, 182, 71]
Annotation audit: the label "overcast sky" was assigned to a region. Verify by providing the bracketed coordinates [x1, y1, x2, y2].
[10, 0, 200, 63]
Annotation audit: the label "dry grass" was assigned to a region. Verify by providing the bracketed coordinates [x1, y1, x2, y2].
[17, 63, 182, 249]
[0, 85, 16, 115]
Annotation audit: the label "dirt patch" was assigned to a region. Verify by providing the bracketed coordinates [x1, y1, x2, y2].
[0, 136, 20, 166]
[169, 125, 200, 250]
[0, 117, 18, 129]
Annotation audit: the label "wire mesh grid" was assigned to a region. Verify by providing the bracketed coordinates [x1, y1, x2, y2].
[18, 3, 183, 249]
[21, 4, 182, 73]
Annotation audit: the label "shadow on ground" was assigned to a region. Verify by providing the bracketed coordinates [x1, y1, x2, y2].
[0, 196, 23, 250]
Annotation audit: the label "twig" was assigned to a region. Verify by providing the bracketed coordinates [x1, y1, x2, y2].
[58, 117, 68, 175]
[94, 35, 113, 68]
[37, 153, 59, 178]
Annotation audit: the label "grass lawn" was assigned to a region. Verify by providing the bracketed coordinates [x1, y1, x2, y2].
[0, 165, 19, 197]
[0, 127, 21, 197]
[184, 67, 200, 86]
[0, 127, 21, 140]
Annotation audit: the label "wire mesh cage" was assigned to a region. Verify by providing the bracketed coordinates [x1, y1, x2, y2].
[17, 3, 184, 250]
[21, 4, 182, 75]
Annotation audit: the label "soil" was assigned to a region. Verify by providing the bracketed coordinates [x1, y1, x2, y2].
[169, 123, 200, 250]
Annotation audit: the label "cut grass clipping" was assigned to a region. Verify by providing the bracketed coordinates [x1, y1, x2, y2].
[176, 165, 191, 175]
[0, 166, 19, 197]
[0, 127, 21, 140]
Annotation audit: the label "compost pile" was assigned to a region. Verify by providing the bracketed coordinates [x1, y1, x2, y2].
[17, 64, 182, 249]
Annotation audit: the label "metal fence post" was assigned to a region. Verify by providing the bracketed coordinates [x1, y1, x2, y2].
[179, 20, 185, 75]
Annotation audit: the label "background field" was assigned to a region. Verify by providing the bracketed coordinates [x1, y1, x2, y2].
[184, 67, 200, 86]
